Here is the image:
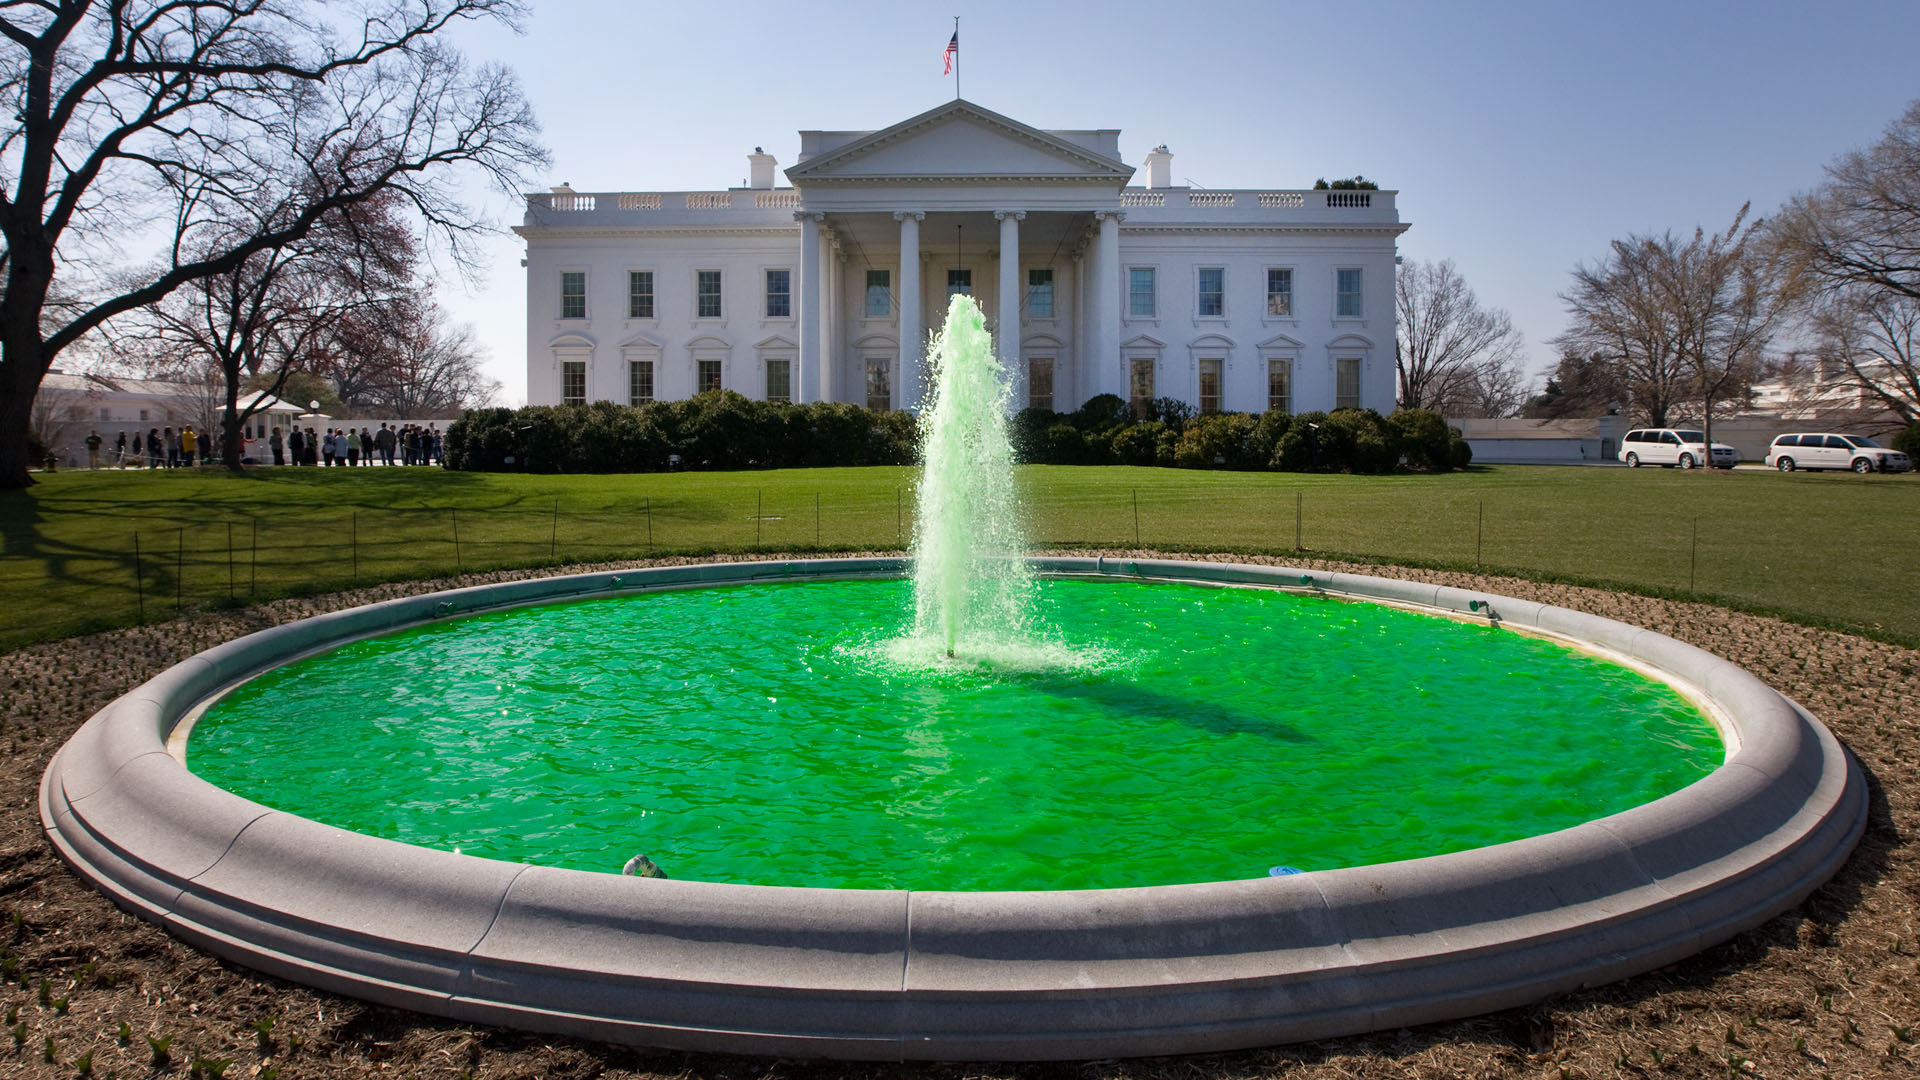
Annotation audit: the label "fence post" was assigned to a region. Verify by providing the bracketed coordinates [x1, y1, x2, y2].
[896, 488, 902, 546]
[226, 521, 235, 600]
[1132, 489, 1140, 548]
[352, 511, 358, 582]
[550, 498, 559, 561]
[134, 532, 145, 625]
[1294, 490, 1303, 553]
[452, 507, 462, 573]
[1690, 518, 1698, 592]
[1476, 500, 1484, 569]
[175, 528, 184, 610]
[645, 497, 653, 557]
[816, 493, 821, 549]
[756, 490, 763, 546]
[249, 519, 257, 595]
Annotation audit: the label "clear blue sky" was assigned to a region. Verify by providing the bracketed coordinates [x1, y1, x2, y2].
[438, 0, 1920, 405]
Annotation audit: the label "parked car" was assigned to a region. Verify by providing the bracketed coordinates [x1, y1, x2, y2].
[1618, 428, 1739, 469]
[1765, 433, 1913, 474]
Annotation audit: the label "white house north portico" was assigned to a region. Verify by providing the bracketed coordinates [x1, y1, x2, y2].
[517, 100, 1409, 417]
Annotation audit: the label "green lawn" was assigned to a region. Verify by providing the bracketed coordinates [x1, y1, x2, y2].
[1, 464, 1915, 650]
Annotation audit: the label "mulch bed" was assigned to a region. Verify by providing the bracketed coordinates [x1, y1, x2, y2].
[0, 552, 1914, 1079]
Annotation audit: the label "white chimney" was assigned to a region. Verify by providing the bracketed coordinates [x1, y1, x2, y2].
[748, 147, 776, 190]
[1143, 145, 1172, 190]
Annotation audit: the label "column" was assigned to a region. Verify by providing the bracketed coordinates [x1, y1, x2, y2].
[995, 210, 1025, 405]
[820, 224, 839, 403]
[797, 211, 824, 403]
[895, 210, 925, 410]
[1091, 209, 1123, 400]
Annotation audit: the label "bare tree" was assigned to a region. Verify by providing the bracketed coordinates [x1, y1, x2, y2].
[1658, 205, 1787, 453]
[1773, 98, 1920, 303]
[1556, 239, 1690, 425]
[1772, 99, 1920, 422]
[0, 1, 547, 487]
[1394, 259, 1526, 415]
[130, 193, 416, 468]
[1804, 288, 1920, 422]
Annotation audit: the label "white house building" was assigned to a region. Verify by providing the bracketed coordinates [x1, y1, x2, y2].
[518, 100, 1408, 417]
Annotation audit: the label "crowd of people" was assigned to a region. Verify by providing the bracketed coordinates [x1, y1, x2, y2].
[80, 422, 446, 469]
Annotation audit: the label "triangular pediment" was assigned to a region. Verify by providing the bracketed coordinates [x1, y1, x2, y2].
[788, 100, 1132, 185]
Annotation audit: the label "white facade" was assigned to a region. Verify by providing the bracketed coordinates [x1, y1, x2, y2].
[517, 100, 1408, 417]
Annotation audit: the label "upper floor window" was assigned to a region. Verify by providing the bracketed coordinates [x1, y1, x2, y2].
[1197, 267, 1224, 318]
[865, 269, 891, 317]
[765, 269, 791, 318]
[628, 271, 654, 319]
[766, 358, 791, 404]
[1266, 268, 1293, 317]
[1336, 357, 1361, 410]
[560, 271, 586, 319]
[1128, 267, 1156, 318]
[1027, 268, 1054, 317]
[629, 360, 654, 406]
[561, 360, 586, 405]
[696, 270, 723, 319]
[946, 268, 972, 297]
[1336, 268, 1363, 318]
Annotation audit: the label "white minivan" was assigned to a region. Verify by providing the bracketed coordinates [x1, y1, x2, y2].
[1618, 428, 1739, 469]
[1766, 433, 1913, 473]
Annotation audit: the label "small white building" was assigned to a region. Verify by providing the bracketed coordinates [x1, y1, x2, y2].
[32, 370, 302, 464]
[517, 99, 1408, 417]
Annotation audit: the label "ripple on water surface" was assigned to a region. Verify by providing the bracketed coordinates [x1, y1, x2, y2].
[189, 578, 1723, 891]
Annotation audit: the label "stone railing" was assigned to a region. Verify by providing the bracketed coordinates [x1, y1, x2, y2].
[685, 192, 734, 209]
[1112, 189, 1395, 215]
[1119, 191, 1165, 206]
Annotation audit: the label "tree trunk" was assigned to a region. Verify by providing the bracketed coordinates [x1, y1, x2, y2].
[0, 330, 49, 489]
[222, 358, 247, 472]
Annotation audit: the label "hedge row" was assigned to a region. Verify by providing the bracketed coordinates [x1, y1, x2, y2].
[1010, 396, 1471, 473]
[445, 395, 918, 472]
[444, 392, 1471, 474]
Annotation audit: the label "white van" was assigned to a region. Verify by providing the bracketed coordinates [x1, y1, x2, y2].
[1618, 428, 1738, 469]
[1766, 433, 1913, 473]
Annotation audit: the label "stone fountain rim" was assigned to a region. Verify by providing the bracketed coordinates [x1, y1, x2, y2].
[39, 556, 1866, 1061]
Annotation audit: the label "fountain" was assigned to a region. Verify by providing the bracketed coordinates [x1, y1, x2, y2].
[40, 296, 1866, 1059]
[909, 293, 1032, 659]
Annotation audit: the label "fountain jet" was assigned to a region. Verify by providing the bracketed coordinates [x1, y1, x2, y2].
[909, 294, 1032, 659]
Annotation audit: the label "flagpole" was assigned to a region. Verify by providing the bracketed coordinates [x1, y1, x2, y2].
[953, 16, 960, 100]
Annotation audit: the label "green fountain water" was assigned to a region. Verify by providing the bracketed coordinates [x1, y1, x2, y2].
[907, 294, 1034, 661]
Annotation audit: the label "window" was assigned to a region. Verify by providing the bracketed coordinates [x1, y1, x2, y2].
[1028, 358, 1054, 412]
[560, 271, 586, 319]
[765, 359, 791, 403]
[946, 268, 971, 297]
[865, 269, 891, 317]
[1197, 267, 1224, 318]
[1266, 268, 1293, 317]
[1267, 358, 1292, 413]
[696, 270, 723, 318]
[1027, 268, 1054, 317]
[629, 360, 654, 405]
[1128, 267, 1156, 317]
[1129, 358, 1155, 417]
[697, 359, 723, 393]
[628, 271, 654, 319]
[98, 407, 111, 422]
[865, 358, 892, 411]
[1198, 358, 1223, 414]
[138, 409, 150, 422]
[561, 360, 586, 405]
[1335, 357, 1361, 410]
[765, 269, 791, 318]
[68, 405, 86, 421]
[1336, 268, 1363, 318]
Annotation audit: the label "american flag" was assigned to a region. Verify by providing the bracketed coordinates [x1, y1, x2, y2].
[942, 32, 957, 75]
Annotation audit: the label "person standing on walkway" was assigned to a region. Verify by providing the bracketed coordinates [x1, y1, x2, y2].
[85, 430, 103, 469]
[114, 430, 128, 467]
[270, 427, 285, 465]
[375, 423, 395, 466]
[180, 425, 197, 466]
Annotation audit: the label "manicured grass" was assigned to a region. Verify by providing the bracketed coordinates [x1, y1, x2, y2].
[1, 463, 1915, 650]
